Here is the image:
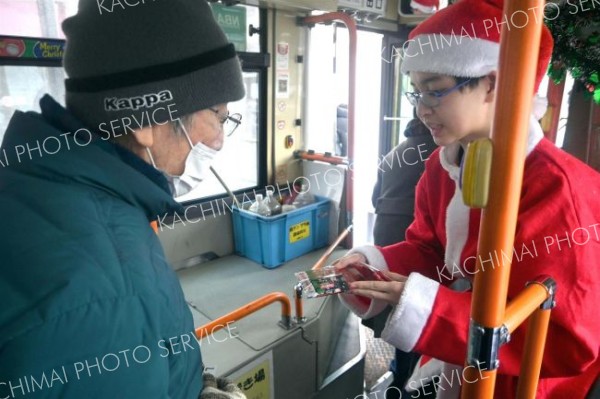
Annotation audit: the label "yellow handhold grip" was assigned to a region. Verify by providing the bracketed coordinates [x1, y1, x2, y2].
[462, 138, 493, 208]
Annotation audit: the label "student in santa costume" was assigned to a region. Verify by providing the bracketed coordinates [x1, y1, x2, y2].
[335, 0, 600, 397]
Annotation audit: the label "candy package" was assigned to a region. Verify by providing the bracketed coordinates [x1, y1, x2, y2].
[295, 262, 390, 299]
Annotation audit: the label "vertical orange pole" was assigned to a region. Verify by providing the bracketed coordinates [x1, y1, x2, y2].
[302, 13, 357, 247]
[294, 283, 305, 323]
[516, 308, 552, 398]
[461, 1, 545, 398]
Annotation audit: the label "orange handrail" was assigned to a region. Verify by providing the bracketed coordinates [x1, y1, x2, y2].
[294, 150, 347, 165]
[312, 225, 353, 270]
[302, 12, 357, 248]
[461, 1, 548, 398]
[195, 292, 292, 340]
[503, 279, 552, 334]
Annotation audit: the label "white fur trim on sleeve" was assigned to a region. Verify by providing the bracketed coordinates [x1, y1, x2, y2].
[381, 272, 440, 352]
[338, 245, 389, 319]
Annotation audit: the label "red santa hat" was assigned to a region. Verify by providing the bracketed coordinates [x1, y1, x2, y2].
[410, 0, 439, 14]
[401, 0, 553, 93]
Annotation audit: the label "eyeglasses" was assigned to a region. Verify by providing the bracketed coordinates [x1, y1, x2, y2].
[210, 108, 242, 137]
[405, 78, 474, 108]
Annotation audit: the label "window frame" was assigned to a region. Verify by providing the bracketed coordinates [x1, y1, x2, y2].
[177, 7, 269, 219]
[0, 6, 270, 221]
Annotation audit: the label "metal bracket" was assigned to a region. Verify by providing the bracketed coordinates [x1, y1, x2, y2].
[278, 315, 294, 330]
[467, 321, 511, 370]
[296, 16, 315, 28]
[527, 276, 557, 310]
[248, 24, 262, 37]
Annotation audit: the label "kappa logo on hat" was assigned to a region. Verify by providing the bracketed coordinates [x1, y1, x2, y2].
[104, 90, 173, 111]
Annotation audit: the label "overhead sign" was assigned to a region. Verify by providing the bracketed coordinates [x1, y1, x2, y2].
[338, 0, 387, 15]
[210, 3, 247, 52]
[0, 36, 65, 61]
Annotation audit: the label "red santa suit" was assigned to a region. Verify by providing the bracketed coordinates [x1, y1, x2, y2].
[339, 1, 600, 396]
[341, 117, 600, 398]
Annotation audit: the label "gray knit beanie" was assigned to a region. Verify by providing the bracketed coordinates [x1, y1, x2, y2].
[62, 0, 245, 133]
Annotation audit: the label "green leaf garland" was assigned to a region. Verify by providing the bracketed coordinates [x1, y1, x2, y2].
[546, 1, 600, 103]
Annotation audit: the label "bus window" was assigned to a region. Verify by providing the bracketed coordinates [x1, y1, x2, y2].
[0, 0, 77, 38]
[537, 74, 575, 149]
[395, 73, 416, 146]
[305, 23, 384, 245]
[0, 65, 66, 144]
[174, 70, 262, 203]
[0, 2, 266, 204]
[175, 4, 265, 203]
[0, 0, 77, 143]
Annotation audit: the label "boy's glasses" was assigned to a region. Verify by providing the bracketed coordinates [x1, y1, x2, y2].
[209, 108, 242, 136]
[405, 78, 474, 108]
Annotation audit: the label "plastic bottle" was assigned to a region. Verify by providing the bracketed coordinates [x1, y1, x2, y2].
[265, 190, 282, 215]
[283, 190, 298, 205]
[292, 183, 315, 208]
[249, 194, 271, 216]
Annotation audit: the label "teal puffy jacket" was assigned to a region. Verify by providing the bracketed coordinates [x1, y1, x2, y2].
[0, 96, 202, 398]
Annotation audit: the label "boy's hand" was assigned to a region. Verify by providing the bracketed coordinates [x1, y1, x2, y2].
[332, 253, 367, 269]
[349, 271, 408, 305]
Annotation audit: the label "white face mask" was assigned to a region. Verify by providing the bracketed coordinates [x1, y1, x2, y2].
[146, 120, 217, 197]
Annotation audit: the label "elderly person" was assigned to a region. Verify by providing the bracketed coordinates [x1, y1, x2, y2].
[0, 1, 244, 397]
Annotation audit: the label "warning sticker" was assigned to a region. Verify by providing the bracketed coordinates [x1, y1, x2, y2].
[289, 221, 310, 243]
[229, 351, 274, 399]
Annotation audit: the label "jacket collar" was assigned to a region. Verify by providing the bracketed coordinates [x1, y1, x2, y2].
[439, 115, 545, 182]
[1, 95, 182, 220]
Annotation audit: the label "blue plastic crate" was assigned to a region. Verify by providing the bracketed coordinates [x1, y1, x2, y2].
[232, 196, 330, 268]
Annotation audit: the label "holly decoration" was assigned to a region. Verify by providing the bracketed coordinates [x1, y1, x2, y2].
[546, 2, 600, 103]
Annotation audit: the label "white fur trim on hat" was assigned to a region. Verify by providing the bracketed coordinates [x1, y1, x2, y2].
[401, 34, 499, 78]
